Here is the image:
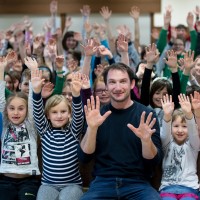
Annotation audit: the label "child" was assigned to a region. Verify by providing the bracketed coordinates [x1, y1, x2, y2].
[160, 94, 200, 199]
[19, 68, 31, 95]
[31, 69, 84, 200]
[93, 76, 110, 106]
[0, 57, 40, 200]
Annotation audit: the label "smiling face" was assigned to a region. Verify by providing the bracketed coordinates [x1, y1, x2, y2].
[152, 87, 168, 108]
[172, 116, 188, 145]
[94, 81, 110, 105]
[5, 74, 14, 91]
[172, 38, 185, 55]
[66, 36, 77, 50]
[47, 101, 71, 128]
[194, 58, 200, 76]
[6, 97, 27, 125]
[106, 69, 135, 108]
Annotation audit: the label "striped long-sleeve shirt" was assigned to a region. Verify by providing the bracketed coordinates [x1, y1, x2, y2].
[32, 92, 84, 185]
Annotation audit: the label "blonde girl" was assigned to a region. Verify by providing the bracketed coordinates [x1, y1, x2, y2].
[160, 94, 200, 200]
[0, 56, 40, 200]
[31, 69, 84, 200]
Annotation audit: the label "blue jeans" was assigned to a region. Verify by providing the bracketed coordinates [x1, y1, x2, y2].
[160, 185, 199, 200]
[80, 176, 161, 200]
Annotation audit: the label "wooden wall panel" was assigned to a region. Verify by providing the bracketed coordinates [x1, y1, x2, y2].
[0, 0, 161, 14]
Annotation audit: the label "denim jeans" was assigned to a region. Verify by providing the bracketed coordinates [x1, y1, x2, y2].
[80, 176, 161, 200]
[160, 185, 199, 200]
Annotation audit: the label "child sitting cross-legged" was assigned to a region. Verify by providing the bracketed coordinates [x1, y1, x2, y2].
[159, 94, 200, 200]
[31, 69, 84, 200]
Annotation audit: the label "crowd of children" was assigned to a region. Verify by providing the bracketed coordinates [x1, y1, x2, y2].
[0, 0, 200, 199]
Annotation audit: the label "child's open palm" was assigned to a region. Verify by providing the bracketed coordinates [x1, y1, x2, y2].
[178, 94, 192, 116]
[24, 57, 38, 71]
[31, 69, 45, 93]
[161, 94, 174, 116]
[191, 91, 200, 111]
[71, 72, 83, 97]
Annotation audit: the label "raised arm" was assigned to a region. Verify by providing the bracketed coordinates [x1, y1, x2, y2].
[116, 34, 129, 66]
[129, 6, 140, 50]
[31, 69, 49, 136]
[140, 43, 159, 106]
[160, 94, 174, 147]
[69, 72, 84, 138]
[164, 50, 180, 108]
[81, 39, 97, 76]
[179, 93, 200, 149]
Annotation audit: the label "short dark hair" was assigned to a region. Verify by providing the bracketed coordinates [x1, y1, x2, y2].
[186, 85, 200, 97]
[175, 24, 187, 30]
[68, 50, 82, 66]
[20, 69, 31, 83]
[102, 62, 137, 85]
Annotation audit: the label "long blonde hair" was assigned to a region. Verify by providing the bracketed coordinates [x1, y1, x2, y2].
[5, 92, 28, 121]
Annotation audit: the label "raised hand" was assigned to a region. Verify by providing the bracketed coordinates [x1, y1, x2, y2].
[70, 72, 83, 97]
[117, 34, 128, 53]
[164, 50, 178, 72]
[177, 58, 185, 71]
[31, 69, 45, 93]
[98, 45, 113, 59]
[187, 12, 194, 30]
[127, 112, 156, 143]
[55, 55, 64, 71]
[129, 6, 140, 21]
[84, 96, 111, 128]
[33, 36, 43, 54]
[163, 5, 172, 29]
[145, 43, 160, 67]
[24, 56, 38, 71]
[183, 50, 195, 75]
[161, 94, 174, 120]
[41, 82, 54, 98]
[190, 91, 200, 118]
[178, 94, 193, 119]
[6, 50, 17, 65]
[81, 73, 90, 89]
[99, 6, 112, 21]
[81, 39, 97, 56]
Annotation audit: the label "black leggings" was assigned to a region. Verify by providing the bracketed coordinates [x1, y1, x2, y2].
[0, 175, 40, 200]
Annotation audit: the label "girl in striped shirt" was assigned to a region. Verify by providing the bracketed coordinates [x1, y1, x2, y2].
[31, 69, 84, 200]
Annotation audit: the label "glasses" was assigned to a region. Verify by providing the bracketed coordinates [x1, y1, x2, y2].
[95, 89, 108, 94]
[173, 43, 184, 46]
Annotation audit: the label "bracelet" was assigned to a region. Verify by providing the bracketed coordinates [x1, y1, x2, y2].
[56, 71, 65, 74]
